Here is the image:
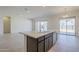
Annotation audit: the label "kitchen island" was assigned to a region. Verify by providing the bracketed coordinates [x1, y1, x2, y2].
[21, 31, 57, 52]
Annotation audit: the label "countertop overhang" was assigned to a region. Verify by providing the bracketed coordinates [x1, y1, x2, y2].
[20, 31, 55, 38]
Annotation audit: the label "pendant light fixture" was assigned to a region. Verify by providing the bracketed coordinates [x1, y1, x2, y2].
[62, 8, 69, 18]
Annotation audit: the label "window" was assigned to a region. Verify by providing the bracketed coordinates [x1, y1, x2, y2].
[60, 17, 75, 35]
[35, 21, 48, 32]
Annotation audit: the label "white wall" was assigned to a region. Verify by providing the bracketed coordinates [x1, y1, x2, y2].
[0, 18, 3, 34]
[0, 7, 32, 34]
[11, 16, 32, 33]
[48, 16, 59, 32]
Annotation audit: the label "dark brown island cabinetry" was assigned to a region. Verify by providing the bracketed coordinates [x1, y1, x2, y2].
[27, 32, 54, 52]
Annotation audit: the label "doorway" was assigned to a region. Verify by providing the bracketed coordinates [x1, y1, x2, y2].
[3, 16, 11, 33]
[60, 17, 75, 35]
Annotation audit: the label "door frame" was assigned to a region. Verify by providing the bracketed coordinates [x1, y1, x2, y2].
[3, 16, 11, 33]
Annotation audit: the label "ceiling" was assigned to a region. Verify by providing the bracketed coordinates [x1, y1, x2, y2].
[0, 6, 79, 18]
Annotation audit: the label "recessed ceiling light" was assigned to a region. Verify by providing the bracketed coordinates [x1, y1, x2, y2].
[24, 8, 28, 11]
[24, 8, 30, 13]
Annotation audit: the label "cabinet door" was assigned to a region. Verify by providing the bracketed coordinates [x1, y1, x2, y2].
[27, 36, 37, 52]
[53, 32, 57, 45]
[45, 39, 49, 52]
[38, 41, 45, 52]
[48, 37, 53, 49]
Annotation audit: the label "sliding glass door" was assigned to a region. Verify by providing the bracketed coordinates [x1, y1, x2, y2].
[60, 17, 75, 35]
[60, 19, 66, 34]
[66, 18, 75, 35]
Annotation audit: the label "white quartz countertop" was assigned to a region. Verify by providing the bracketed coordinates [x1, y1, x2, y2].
[20, 31, 55, 38]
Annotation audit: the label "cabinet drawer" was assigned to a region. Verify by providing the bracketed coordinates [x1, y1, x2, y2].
[38, 36, 44, 42]
[50, 33, 53, 36]
[45, 34, 50, 39]
[45, 33, 53, 39]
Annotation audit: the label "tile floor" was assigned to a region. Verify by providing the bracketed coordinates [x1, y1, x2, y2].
[49, 34, 79, 52]
[0, 33, 25, 52]
[0, 33, 79, 52]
